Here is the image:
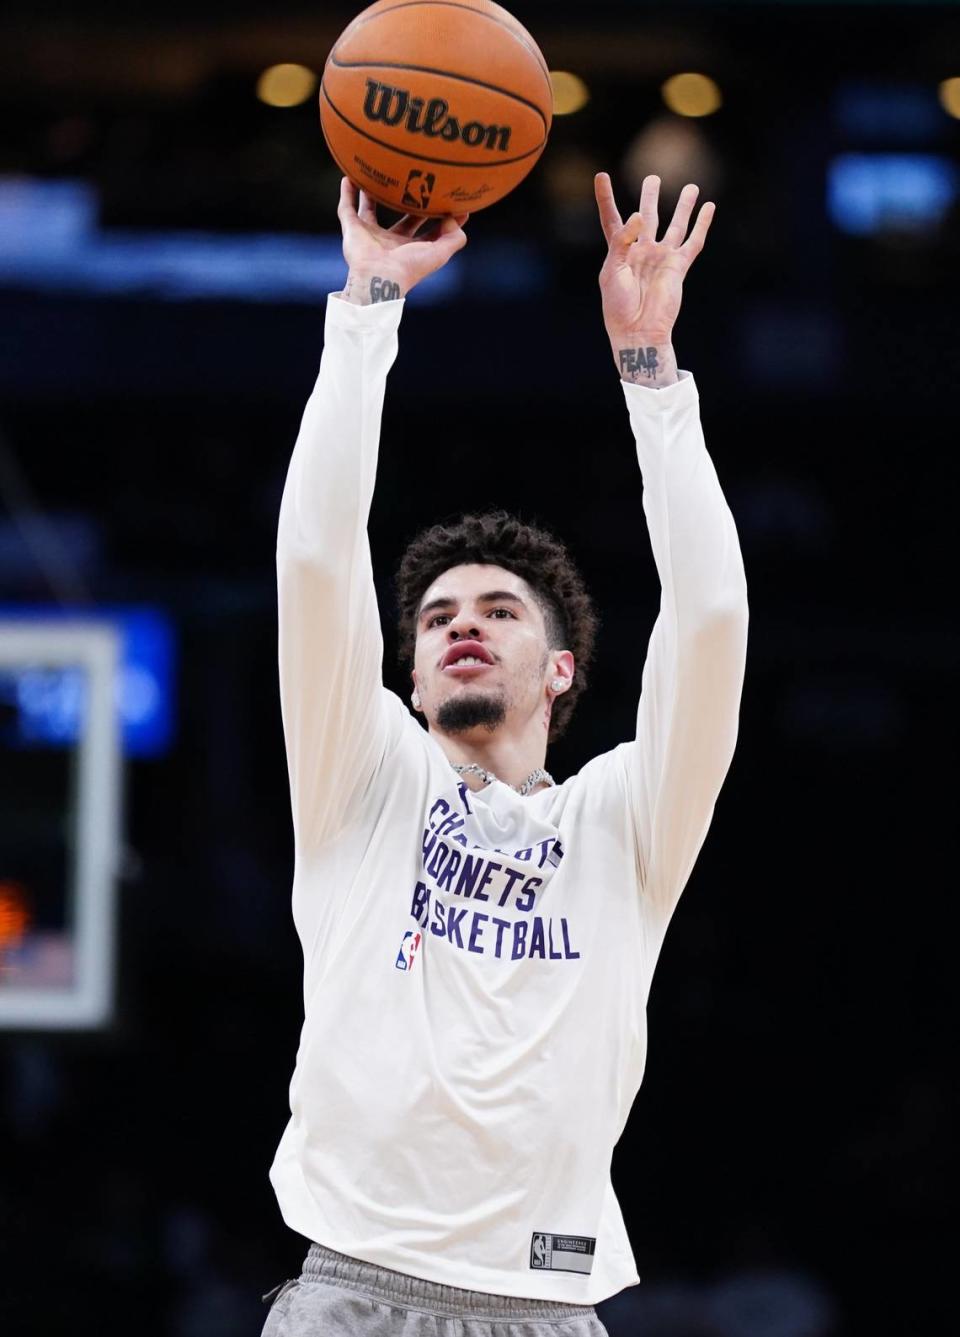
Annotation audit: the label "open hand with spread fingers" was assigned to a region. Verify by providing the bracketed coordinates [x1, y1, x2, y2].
[594, 171, 715, 386]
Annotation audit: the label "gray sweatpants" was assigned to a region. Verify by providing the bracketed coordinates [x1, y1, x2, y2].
[261, 1243, 609, 1337]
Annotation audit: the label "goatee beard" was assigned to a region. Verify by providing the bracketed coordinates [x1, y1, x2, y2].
[436, 691, 506, 735]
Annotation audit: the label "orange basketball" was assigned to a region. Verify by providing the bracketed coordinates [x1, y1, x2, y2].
[320, 0, 553, 216]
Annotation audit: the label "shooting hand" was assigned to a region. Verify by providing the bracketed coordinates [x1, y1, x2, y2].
[336, 177, 469, 305]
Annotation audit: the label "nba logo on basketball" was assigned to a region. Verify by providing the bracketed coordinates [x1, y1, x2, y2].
[401, 170, 435, 211]
[395, 930, 422, 972]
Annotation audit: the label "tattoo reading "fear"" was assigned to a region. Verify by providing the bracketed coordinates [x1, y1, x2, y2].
[370, 275, 402, 302]
[618, 347, 659, 381]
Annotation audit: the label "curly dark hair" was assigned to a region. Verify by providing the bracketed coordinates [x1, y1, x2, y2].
[395, 511, 598, 741]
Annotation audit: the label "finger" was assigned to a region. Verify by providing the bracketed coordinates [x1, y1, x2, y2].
[639, 174, 660, 238]
[679, 200, 716, 259]
[663, 183, 700, 247]
[430, 214, 468, 262]
[389, 213, 427, 237]
[594, 172, 623, 244]
[357, 190, 378, 226]
[611, 210, 650, 257]
[406, 211, 468, 238]
[336, 176, 359, 226]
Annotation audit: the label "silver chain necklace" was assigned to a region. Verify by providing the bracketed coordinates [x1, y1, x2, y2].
[450, 762, 555, 797]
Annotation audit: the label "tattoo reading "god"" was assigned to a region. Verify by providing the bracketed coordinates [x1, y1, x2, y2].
[370, 275, 402, 303]
[618, 347, 659, 381]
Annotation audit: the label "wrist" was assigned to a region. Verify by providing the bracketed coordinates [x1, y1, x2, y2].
[608, 334, 678, 388]
[341, 269, 408, 306]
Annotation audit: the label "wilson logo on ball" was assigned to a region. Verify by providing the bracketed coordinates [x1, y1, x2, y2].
[362, 79, 513, 152]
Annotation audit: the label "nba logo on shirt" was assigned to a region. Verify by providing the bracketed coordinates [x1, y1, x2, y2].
[531, 1233, 548, 1267]
[395, 930, 422, 972]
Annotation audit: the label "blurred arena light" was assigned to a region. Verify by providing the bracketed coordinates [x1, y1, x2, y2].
[0, 882, 30, 952]
[622, 116, 722, 203]
[939, 77, 960, 119]
[835, 81, 945, 142]
[0, 178, 470, 304]
[661, 72, 722, 118]
[827, 152, 958, 235]
[256, 63, 317, 108]
[550, 71, 590, 116]
[0, 606, 176, 758]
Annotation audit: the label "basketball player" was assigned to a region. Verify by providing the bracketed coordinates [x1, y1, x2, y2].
[262, 172, 748, 1337]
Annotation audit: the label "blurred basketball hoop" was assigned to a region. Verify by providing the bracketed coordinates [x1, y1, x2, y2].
[0, 620, 121, 1028]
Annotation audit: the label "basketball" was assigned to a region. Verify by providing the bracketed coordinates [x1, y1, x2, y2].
[320, 0, 553, 216]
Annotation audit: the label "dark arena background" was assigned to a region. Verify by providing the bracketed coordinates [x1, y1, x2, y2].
[0, 3, 956, 1334]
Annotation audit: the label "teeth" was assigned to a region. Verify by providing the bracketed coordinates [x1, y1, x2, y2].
[452, 655, 485, 666]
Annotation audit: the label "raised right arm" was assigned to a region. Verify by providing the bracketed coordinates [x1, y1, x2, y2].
[277, 181, 468, 851]
[277, 294, 403, 850]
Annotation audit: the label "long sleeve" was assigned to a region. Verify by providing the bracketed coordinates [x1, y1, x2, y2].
[621, 371, 748, 930]
[277, 293, 405, 851]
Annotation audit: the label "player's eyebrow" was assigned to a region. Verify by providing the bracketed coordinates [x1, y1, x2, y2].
[418, 590, 528, 622]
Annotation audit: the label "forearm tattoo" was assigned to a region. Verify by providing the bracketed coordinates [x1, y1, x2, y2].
[618, 347, 659, 381]
[342, 273, 403, 305]
[369, 275, 402, 302]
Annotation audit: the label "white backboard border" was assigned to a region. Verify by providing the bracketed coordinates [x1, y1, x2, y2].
[0, 621, 122, 1029]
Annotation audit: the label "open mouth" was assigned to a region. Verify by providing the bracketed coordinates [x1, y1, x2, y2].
[443, 659, 492, 676]
[441, 641, 495, 674]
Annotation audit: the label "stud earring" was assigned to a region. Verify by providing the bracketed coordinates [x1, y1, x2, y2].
[551, 678, 565, 693]
[412, 691, 422, 710]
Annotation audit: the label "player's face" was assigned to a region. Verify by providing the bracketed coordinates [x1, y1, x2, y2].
[411, 564, 552, 733]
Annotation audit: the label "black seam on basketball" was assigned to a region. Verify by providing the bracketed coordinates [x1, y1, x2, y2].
[321, 82, 546, 168]
[334, 2, 552, 92]
[329, 57, 548, 130]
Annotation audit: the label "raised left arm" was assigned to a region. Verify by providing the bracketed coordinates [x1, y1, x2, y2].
[595, 172, 748, 929]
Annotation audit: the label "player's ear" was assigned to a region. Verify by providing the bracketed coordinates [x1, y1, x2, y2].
[548, 650, 575, 697]
[411, 670, 422, 712]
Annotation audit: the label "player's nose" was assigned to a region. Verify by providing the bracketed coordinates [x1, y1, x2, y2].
[447, 611, 482, 640]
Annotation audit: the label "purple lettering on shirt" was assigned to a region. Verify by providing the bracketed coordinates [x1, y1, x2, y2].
[468, 912, 487, 954]
[428, 798, 450, 829]
[536, 839, 555, 869]
[515, 876, 541, 914]
[435, 847, 462, 892]
[511, 920, 528, 960]
[547, 919, 563, 959]
[431, 900, 447, 938]
[437, 810, 465, 839]
[426, 839, 450, 880]
[446, 907, 467, 948]
[491, 916, 510, 958]
[496, 868, 525, 908]
[454, 853, 484, 899]
[529, 917, 546, 958]
[513, 846, 532, 862]
[456, 782, 473, 815]
[472, 860, 501, 903]
[561, 917, 580, 959]
[410, 881, 429, 923]
[422, 828, 438, 861]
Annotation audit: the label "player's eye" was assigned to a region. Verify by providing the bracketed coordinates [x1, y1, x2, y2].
[427, 614, 451, 628]
[489, 608, 516, 619]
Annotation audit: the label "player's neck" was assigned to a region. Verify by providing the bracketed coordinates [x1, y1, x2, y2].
[431, 721, 549, 794]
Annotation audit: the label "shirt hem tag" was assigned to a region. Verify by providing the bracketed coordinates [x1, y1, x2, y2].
[529, 1232, 596, 1274]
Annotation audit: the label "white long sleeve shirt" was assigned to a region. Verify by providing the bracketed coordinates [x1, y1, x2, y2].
[269, 293, 748, 1305]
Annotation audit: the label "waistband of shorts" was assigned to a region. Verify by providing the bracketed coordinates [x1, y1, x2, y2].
[301, 1242, 596, 1322]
